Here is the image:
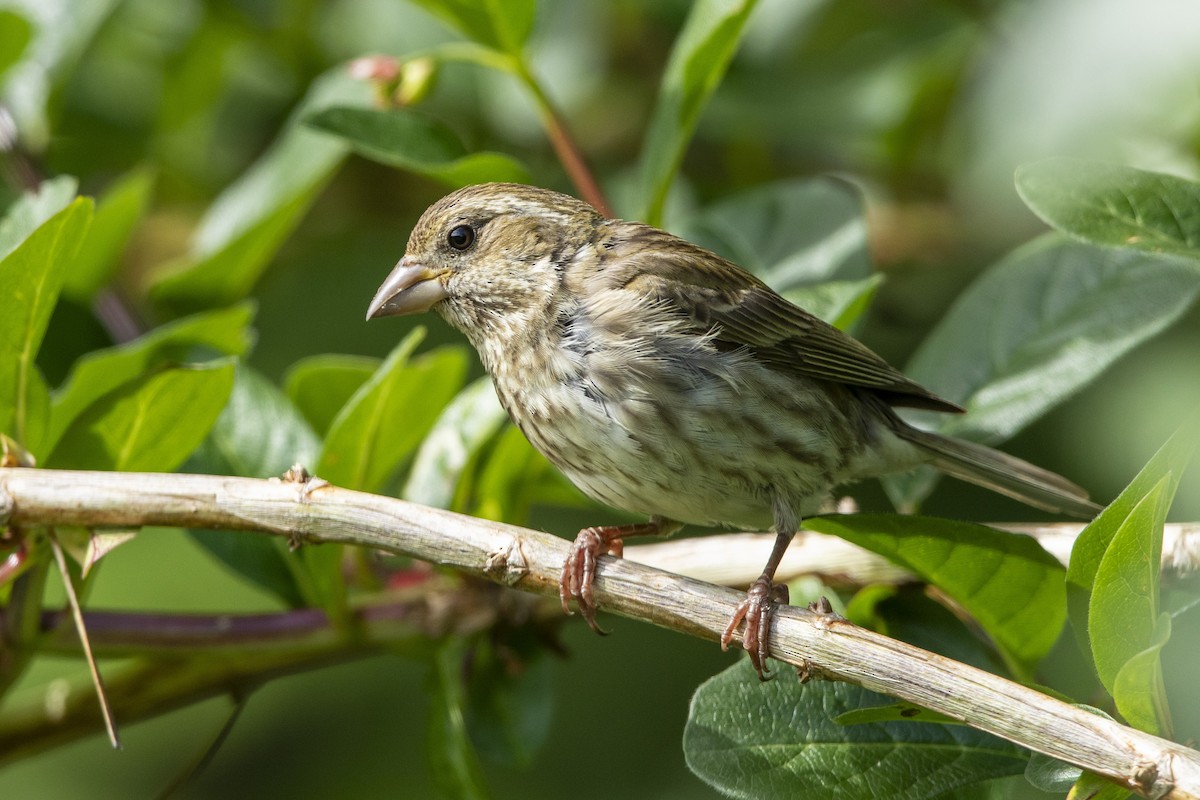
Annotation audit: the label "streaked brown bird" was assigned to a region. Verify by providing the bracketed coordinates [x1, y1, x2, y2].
[367, 182, 1098, 677]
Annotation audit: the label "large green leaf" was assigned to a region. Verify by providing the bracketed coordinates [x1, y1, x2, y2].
[1089, 480, 1169, 699]
[684, 659, 1026, 800]
[304, 106, 530, 187]
[317, 331, 469, 493]
[407, 0, 536, 55]
[1016, 158, 1200, 260]
[806, 515, 1065, 675]
[403, 376, 508, 509]
[149, 70, 372, 312]
[0, 198, 92, 453]
[47, 302, 255, 455]
[284, 353, 380, 438]
[472, 424, 588, 523]
[678, 178, 872, 288]
[885, 235, 1200, 509]
[47, 361, 235, 472]
[62, 167, 154, 300]
[1066, 419, 1197, 670]
[188, 365, 321, 609]
[1112, 613, 1172, 737]
[638, 0, 759, 225]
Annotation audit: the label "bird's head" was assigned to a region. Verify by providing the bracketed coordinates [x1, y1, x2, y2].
[367, 183, 604, 344]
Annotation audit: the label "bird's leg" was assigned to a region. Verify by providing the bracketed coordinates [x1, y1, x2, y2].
[721, 529, 795, 679]
[561, 515, 681, 633]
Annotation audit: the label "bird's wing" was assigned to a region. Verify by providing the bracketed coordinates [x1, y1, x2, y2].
[607, 224, 962, 413]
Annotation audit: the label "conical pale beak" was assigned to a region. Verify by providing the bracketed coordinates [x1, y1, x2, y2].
[366, 257, 450, 320]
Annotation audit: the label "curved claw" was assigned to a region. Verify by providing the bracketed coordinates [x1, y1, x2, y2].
[721, 576, 791, 680]
[559, 526, 620, 635]
[558, 519, 679, 636]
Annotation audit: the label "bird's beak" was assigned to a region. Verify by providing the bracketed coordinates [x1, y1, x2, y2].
[366, 257, 450, 320]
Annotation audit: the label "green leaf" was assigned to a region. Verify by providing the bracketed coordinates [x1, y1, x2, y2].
[193, 363, 320, 484]
[679, 178, 872, 289]
[639, 0, 760, 225]
[1087, 476, 1175, 736]
[284, 354, 379, 437]
[1025, 751, 1080, 792]
[0, 198, 92, 452]
[1089, 480, 1169, 690]
[47, 302, 255, 455]
[304, 106, 529, 187]
[0, 10, 33, 81]
[149, 70, 372, 312]
[403, 376, 508, 509]
[472, 424, 587, 523]
[427, 639, 491, 800]
[784, 275, 883, 333]
[47, 361, 235, 472]
[1066, 419, 1197, 672]
[408, 0, 536, 55]
[62, 167, 155, 300]
[885, 235, 1200, 510]
[805, 514, 1065, 676]
[834, 702, 962, 727]
[848, 586, 1002, 673]
[1069, 771, 1132, 800]
[187, 364, 321, 609]
[1112, 613, 1172, 736]
[684, 659, 1027, 800]
[0, 177, 77, 262]
[1016, 158, 1200, 260]
[318, 330, 468, 493]
[304, 332, 467, 622]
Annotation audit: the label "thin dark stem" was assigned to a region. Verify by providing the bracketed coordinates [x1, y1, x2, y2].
[0, 105, 42, 192]
[154, 696, 248, 800]
[517, 64, 613, 217]
[92, 288, 145, 344]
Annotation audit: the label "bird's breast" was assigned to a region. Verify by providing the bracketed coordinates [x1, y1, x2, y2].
[477, 311, 875, 529]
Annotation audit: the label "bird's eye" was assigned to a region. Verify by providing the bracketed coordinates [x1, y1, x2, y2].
[446, 225, 475, 251]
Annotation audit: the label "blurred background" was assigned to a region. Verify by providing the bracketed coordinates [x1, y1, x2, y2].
[2, 0, 1199, 796]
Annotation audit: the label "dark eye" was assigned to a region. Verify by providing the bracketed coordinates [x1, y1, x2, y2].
[446, 225, 475, 250]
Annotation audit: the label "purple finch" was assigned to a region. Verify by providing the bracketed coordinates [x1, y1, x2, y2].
[367, 183, 1098, 677]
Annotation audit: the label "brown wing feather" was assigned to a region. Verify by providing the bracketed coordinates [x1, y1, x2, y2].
[607, 223, 963, 413]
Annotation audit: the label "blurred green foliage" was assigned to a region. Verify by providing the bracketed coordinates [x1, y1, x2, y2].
[1, 1, 1199, 798]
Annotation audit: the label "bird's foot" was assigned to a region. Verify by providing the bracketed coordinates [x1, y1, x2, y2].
[560, 525, 624, 634]
[721, 575, 790, 680]
[559, 518, 679, 634]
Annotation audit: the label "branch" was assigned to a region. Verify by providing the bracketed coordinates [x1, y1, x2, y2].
[0, 589, 543, 765]
[627, 523, 1200, 588]
[3, 468, 1199, 799]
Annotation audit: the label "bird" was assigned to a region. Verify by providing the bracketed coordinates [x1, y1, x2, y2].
[366, 182, 1099, 678]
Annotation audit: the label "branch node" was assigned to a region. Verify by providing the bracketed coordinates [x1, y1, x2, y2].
[1132, 759, 1164, 798]
[275, 464, 329, 502]
[484, 536, 529, 586]
[795, 659, 829, 683]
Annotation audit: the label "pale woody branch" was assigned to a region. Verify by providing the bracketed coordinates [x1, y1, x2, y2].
[2, 468, 1199, 800]
[629, 523, 1200, 588]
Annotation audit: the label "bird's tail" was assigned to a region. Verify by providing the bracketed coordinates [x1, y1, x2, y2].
[894, 426, 1102, 518]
